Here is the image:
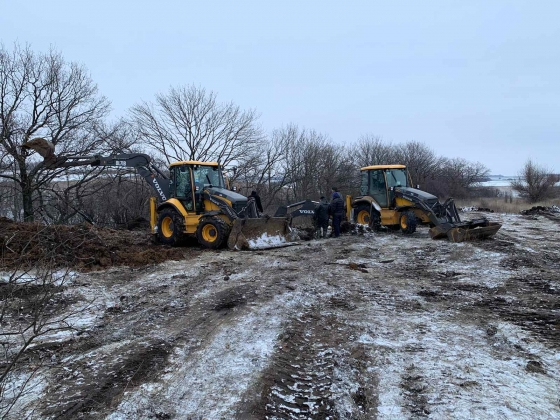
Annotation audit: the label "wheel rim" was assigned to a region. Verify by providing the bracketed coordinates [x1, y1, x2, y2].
[161, 216, 174, 238]
[400, 215, 407, 229]
[357, 210, 370, 224]
[202, 224, 218, 242]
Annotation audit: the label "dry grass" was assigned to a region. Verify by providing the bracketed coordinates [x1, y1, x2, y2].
[455, 198, 560, 214]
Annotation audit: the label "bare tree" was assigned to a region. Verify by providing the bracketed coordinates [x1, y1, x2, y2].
[130, 85, 263, 168]
[282, 127, 352, 201]
[394, 141, 443, 188]
[350, 134, 396, 167]
[232, 124, 355, 208]
[233, 127, 293, 209]
[0, 43, 111, 221]
[77, 171, 153, 228]
[437, 158, 490, 198]
[511, 159, 559, 203]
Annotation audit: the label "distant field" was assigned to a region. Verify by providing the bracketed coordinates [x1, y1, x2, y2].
[456, 197, 560, 214]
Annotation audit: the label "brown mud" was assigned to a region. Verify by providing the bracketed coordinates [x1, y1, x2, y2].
[0, 217, 196, 271]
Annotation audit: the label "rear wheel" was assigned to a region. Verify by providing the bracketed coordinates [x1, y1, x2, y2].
[355, 205, 371, 225]
[355, 204, 381, 231]
[157, 209, 185, 246]
[196, 217, 229, 249]
[400, 210, 417, 234]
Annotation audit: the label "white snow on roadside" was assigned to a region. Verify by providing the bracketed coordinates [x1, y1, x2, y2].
[108, 292, 306, 419]
[0, 269, 78, 286]
[0, 372, 47, 419]
[359, 311, 560, 419]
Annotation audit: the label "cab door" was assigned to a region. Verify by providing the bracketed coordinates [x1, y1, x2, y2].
[172, 166, 195, 212]
[367, 169, 388, 207]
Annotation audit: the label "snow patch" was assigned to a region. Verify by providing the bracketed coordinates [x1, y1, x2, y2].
[247, 232, 287, 249]
[108, 293, 306, 419]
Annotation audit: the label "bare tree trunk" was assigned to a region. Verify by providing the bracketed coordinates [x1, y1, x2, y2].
[18, 162, 34, 222]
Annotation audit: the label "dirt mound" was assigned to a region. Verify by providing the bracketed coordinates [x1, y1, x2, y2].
[0, 217, 195, 271]
[520, 205, 560, 215]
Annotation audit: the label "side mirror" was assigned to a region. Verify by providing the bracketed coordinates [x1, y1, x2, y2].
[231, 186, 237, 192]
[390, 186, 394, 191]
[416, 184, 420, 189]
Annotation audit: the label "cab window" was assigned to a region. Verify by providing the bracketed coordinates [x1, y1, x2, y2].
[385, 168, 409, 188]
[173, 166, 194, 210]
[174, 166, 192, 198]
[192, 165, 225, 190]
[360, 171, 368, 195]
[368, 170, 388, 207]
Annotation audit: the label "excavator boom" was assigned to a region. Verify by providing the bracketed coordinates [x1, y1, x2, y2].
[22, 138, 170, 201]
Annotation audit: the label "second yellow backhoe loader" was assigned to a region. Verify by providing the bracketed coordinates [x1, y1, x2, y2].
[346, 164, 501, 242]
[21, 138, 291, 250]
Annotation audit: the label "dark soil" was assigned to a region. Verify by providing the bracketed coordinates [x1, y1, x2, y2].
[0, 217, 196, 271]
[520, 205, 560, 216]
[41, 340, 172, 419]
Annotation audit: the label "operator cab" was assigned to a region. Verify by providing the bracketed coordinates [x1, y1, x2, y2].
[360, 165, 411, 208]
[169, 161, 224, 212]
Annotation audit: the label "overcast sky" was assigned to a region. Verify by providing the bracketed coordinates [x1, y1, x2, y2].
[1, 0, 559, 175]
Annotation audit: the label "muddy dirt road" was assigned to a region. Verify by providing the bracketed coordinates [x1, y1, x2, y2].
[3, 211, 560, 419]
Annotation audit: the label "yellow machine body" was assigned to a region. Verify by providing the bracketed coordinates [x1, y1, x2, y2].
[347, 164, 501, 241]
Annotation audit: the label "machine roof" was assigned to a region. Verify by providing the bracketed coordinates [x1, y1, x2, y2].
[360, 164, 406, 171]
[169, 161, 219, 167]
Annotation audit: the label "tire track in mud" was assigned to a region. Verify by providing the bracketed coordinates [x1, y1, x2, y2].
[243, 297, 376, 420]
[400, 364, 430, 418]
[264, 310, 338, 418]
[37, 281, 262, 419]
[41, 340, 172, 419]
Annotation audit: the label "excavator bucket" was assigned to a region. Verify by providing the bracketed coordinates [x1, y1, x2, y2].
[21, 137, 57, 160]
[429, 219, 502, 243]
[227, 217, 293, 250]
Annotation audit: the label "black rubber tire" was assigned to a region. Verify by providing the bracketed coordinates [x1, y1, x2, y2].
[355, 204, 381, 231]
[355, 204, 371, 225]
[156, 209, 185, 246]
[400, 210, 417, 234]
[196, 217, 230, 249]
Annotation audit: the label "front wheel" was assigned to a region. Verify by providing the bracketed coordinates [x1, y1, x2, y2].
[196, 217, 229, 249]
[400, 210, 417, 234]
[157, 209, 185, 246]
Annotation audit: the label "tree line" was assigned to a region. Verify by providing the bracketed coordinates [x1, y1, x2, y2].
[0, 44, 556, 226]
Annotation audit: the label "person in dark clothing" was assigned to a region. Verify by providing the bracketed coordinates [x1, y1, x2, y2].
[313, 196, 330, 239]
[249, 190, 264, 213]
[329, 191, 344, 237]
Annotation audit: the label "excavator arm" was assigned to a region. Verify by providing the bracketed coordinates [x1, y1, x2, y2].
[22, 138, 170, 201]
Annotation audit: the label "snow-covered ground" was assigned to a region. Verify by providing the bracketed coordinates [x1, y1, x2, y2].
[2, 211, 560, 419]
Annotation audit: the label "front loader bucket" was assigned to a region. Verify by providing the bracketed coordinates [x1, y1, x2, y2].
[227, 217, 293, 250]
[429, 219, 502, 243]
[446, 222, 502, 243]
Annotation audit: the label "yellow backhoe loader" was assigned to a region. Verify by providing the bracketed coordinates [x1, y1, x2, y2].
[21, 138, 290, 250]
[346, 164, 501, 242]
